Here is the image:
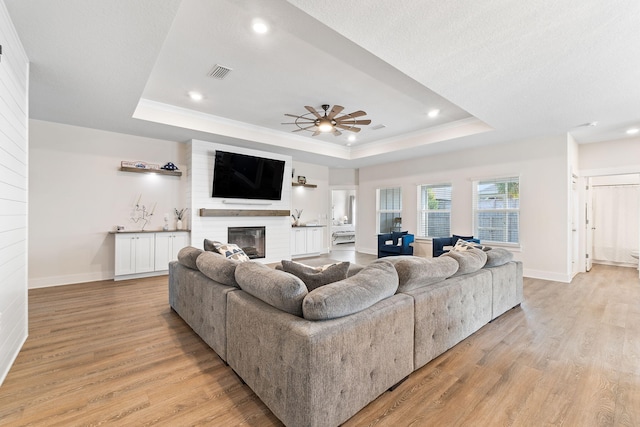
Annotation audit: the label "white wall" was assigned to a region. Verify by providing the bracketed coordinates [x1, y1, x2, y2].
[187, 140, 293, 263]
[328, 168, 358, 186]
[358, 135, 571, 281]
[0, 0, 29, 385]
[580, 137, 640, 175]
[29, 120, 186, 287]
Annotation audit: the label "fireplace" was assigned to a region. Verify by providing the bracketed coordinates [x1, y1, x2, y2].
[228, 226, 266, 259]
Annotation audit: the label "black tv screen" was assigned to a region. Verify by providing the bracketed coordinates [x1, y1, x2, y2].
[212, 151, 285, 200]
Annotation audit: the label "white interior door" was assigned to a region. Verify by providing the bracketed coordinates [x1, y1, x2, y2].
[585, 178, 593, 272]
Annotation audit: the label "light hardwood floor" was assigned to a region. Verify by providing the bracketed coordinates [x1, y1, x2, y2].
[1, 262, 639, 426]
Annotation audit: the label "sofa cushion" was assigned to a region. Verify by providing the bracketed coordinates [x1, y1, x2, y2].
[302, 259, 399, 320]
[280, 260, 350, 291]
[177, 246, 203, 270]
[484, 247, 514, 267]
[443, 248, 488, 276]
[234, 262, 308, 316]
[384, 256, 459, 292]
[196, 250, 240, 288]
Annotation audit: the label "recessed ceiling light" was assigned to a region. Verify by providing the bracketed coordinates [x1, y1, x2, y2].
[626, 128, 639, 135]
[348, 135, 356, 142]
[188, 91, 203, 101]
[252, 19, 269, 34]
[427, 109, 440, 118]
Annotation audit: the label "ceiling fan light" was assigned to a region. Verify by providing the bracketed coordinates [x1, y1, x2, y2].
[317, 119, 333, 132]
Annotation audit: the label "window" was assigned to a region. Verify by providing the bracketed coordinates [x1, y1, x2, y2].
[377, 187, 402, 233]
[473, 177, 519, 244]
[417, 183, 451, 238]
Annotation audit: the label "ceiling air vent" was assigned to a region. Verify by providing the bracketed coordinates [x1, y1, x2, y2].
[208, 64, 233, 79]
[372, 124, 386, 130]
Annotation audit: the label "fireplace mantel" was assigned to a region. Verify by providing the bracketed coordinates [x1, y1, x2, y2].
[199, 208, 291, 217]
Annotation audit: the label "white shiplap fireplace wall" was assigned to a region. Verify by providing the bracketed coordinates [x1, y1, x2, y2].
[187, 140, 292, 263]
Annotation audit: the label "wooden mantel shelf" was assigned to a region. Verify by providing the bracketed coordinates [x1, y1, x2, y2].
[292, 182, 317, 188]
[120, 166, 182, 177]
[199, 209, 291, 217]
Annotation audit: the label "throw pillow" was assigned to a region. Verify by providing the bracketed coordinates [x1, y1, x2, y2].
[281, 260, 350, 291]
[212, 242, 250, 262]
[452, 239, 481, 251]
[203, 238, 219, 252]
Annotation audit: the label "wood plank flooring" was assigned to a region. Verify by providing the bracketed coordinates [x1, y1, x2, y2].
[1, 263, 639, 426]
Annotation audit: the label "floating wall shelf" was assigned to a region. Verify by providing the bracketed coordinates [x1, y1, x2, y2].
[120, 166, 182, 177]
[292, 182, 317, 188]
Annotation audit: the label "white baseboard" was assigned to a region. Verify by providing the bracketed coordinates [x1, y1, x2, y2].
[523, 268, 572, 283]
[29, 271, 113, 289]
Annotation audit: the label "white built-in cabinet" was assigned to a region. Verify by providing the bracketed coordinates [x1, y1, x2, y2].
[291, 226, 324, 257]
[113, 231, 190, 280]
[155, 232, 190, 271]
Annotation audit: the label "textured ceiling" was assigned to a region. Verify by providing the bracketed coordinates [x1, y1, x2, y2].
[5, 0, 640, 168]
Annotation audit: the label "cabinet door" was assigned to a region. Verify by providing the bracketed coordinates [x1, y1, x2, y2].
[134, 233, 156, 273]
[115, 234, 136, 276]
[171, 232, 190, 260]
[291, 228, 306, 255]
[306, 228, 323, 254]
[155, 234, 172, 271]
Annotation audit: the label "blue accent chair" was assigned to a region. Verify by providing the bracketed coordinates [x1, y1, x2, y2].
[432, 235, 480, 257]
[377, 231, 414, 258]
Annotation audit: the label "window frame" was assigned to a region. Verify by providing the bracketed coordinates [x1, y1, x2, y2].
[376, 186, 402, 234]
[417, 183, 452, 238]
[472, 176, 520, 245]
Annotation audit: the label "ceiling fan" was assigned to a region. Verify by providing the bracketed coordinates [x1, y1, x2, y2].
[282, 104, 371, 136]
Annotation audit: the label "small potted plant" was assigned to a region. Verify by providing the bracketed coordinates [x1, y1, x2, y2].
[175, 208, 188, 230]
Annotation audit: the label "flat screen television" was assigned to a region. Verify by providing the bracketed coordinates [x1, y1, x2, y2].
[212, 150, 285, 201]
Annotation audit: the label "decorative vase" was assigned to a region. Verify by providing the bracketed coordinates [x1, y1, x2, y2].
[177, 219, 183, 230]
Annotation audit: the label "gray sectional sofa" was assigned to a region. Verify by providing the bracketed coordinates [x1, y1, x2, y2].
[168, 246, 523, 427]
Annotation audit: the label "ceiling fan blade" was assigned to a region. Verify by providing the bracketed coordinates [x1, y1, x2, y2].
[284, 113, 314, 120]
[351, 119, 371, 125]
[336, 124, 361, 132]
[312, 130, 322, 137]
[332, 129, 342, 136]
[305, 106, 323, 119]
[292, 125, 317, 132]
[327, 105, 344, 120]
[339, 110, 367, 119]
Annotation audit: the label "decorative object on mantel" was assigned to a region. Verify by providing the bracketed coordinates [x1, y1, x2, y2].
[292, 209, 303, 226]
[297, 176, 306, 184]
[175, 208, 188, 230]
[130, 194, 156, 231]
[121, 160, 160, 170]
